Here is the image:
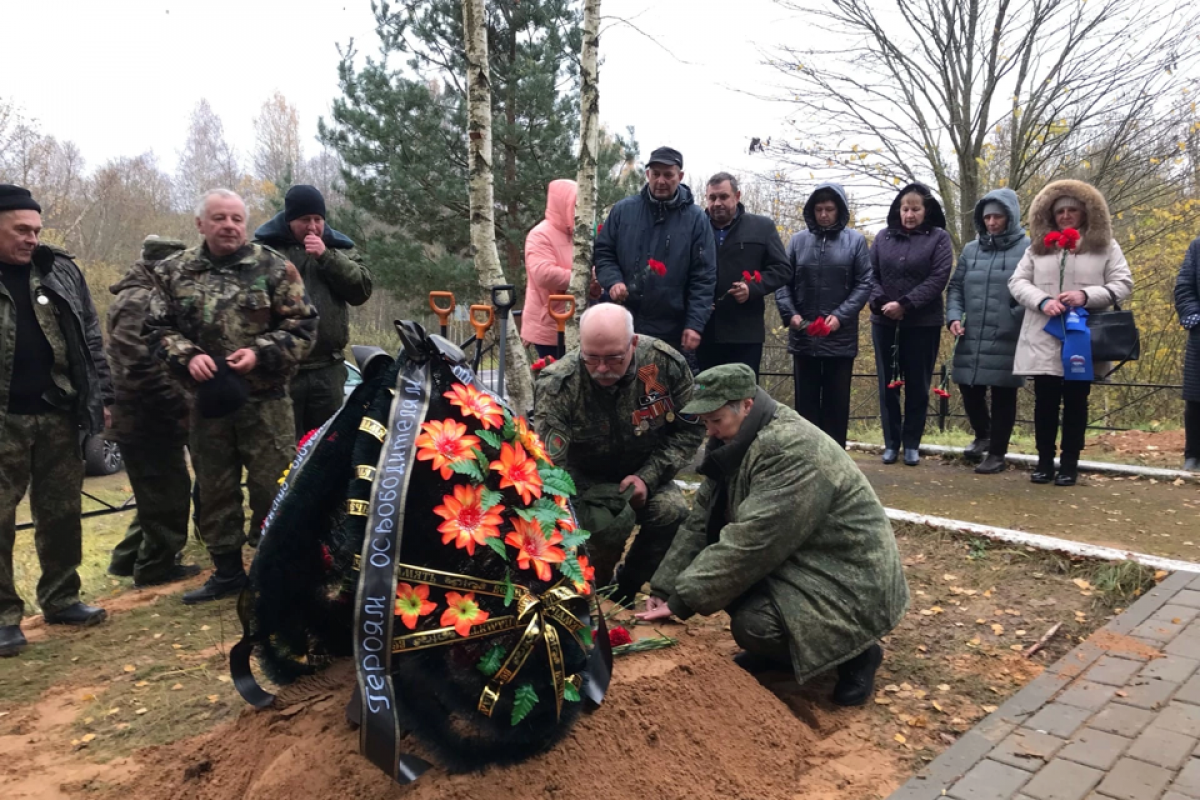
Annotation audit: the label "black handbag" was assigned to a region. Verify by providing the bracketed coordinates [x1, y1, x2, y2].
[1089, 289, 1140, 377]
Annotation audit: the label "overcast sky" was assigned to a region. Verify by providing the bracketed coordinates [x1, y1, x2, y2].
[3, 0, 799, 194]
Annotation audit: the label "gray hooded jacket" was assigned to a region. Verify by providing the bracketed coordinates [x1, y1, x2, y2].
[946, 188, 1029, 388]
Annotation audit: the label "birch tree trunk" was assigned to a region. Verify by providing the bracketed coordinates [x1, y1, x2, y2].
[462, 0, 534, 413]
[566, 0, 601, 351]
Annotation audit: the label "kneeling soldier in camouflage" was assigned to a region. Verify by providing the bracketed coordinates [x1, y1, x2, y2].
[637, 363, 909, 706]
[534, 304, 703, 605]
[146, 189, 317, 604]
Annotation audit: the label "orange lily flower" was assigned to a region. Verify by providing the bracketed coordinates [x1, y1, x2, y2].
[441, 591, 490, 637]
[573, 555, 595, 596]
[433, 484, 504, 555]
[505, 517, 566, 582]
[416, 419, 481, 479]
[395, 583, 437, 630]
[514, 416, 550, 464]
[444, 383, 504, 430]
[489, 441, 543, 504]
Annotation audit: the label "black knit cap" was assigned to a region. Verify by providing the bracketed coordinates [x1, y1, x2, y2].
[0, 185, 42, 214]
[284, 184, 326, 223]
[196, 356, 249, 419]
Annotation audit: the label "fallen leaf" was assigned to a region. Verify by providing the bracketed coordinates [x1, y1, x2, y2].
[875, 697, 892, 705]
[172, 644, 184, 650]
[932, 701, 944, 712]
[982, 705, 998, 713]
[894, 733, 907, 744]
[1010, 644, 1024, 651]
[885, 684, 900, 693]
[200, 625, 212, 631]
[908, 715, 929, 728]
[969, 637, 981, 646]
[207, 695, 219, 704]
[81, 733, 96, 743]
[1072, 578, 1092, 590]
[217, 675, 232, 683]
[1016, 630, 1027, 636]
[937, 684, 950, 692]
[106, 707, 120, 716]
[123, 665, 136, 673]
[80, 693, 95, 702]
[942, 574, 958, 581]
[900, 683, 913, 691]
[171, 683, 183, 691]
[134, 680, 149, 688]
[135, 708, 148, 715]
[991, 624, 1005, 635]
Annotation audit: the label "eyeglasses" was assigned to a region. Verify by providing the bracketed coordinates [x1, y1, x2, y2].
[581, 352, 628, 367]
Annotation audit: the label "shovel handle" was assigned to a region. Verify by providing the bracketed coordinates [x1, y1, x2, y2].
[490, 284, 516, 315]
[428, 292, 456, 325]
[547, 294, 576, 332]
[469, 304, 495, 341]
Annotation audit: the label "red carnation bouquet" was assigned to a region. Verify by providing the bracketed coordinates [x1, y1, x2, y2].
[1044, 227, 1081, 292]
[741, 270, 762, 283]
[887, 332, 905, 389]
[647, 258, 667, 278]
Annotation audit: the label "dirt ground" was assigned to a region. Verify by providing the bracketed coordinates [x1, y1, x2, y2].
[1090, 429, 1190, 467]
[854, 452, 1200, 561]
[0, 522, 1156, 800]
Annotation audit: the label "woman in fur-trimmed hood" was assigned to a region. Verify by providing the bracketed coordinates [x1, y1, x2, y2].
[1008, 179, 1133, 486]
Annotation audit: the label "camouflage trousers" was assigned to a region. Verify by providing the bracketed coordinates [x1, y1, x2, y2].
[108, 438, 191, 583]
[0, 411, 84, 625]
[583, 480, 689, 592]
[291, 362, 346, 440]
[728, 587, 792, 665]
[190, 396, 294, 557]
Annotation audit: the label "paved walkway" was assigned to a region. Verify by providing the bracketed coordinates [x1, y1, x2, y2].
[888, 570, 1200, 800]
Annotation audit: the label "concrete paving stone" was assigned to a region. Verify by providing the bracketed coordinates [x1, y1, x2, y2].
[1177, 674, 1200, 707]
[1126, 726, 1198, 770]
[1157, 605, 1200, 625]
[1057, 680, 1119, 712]
[1089, 703, 1157, 738]
[1094, 756, 1174, 800]
[1157, 703, 1200, 738]
[1056, 728, 1131, 771]
[1136, 607, 1200, 644]
[992, 730, 1067, 771]
[1188, 573, 1200, 591]
[1113, 676, 1180, 710]
[994, 672, 1072, 723]
[1141, 655, 1200, 685]
[1024, 704, 1095, 739]
[1169, 757, 1200, 798]
[1109, 573, 1196, 635]
[1021, 758, 1104, 800]
[1161, 793, 1196, 800]
[883, 778, 947, 800]
[1167, 635, 1200, 661]
[1086, 656, 1147, 687]
[948, 758, 1032, 800]
[1174, 591, 1200, 610]
[917, 730, 998, 787]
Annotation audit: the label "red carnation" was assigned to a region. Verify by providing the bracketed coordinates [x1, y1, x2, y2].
[807, 317, 830, 337]
[607, 626, 633, 647]
[753, 270, 762, 282]
[647, 258, 667, 277]
[1060, 227, 1081, 250]
[887, 380, 905, 389]
[1044, 231, 1062, 248]
[531, 355, 557, 372]
[932, 387, 951, 399]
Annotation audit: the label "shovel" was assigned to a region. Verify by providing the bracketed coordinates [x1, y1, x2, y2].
[428, 291, 456, 339]
[469, 304, 494, 374]
[547, 294, 577, 359]
[491, 285, 515, 399]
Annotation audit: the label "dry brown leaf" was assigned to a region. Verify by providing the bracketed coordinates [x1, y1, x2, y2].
[894, 733, 907, 744]
[982, 705, 998, 713]
[81, 733, 96, 743]
[171, 683, 183, 691]
[207, 695, 219, 703]
[875, 697, 892, 705]
[932, 701, 944, 712]
[134, 680, 149, 688]
[200, 624, 212, 631]
[135, 708, 148, 715]
[122, 665, 136, 673]
[991, 624, 1005, 635]
[937, 684, 951, 692]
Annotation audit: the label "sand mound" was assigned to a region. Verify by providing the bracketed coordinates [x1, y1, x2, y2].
[117, 633, 831, 800]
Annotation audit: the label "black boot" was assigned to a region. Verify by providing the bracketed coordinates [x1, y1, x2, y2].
[975, 453, 1007, 474]
[182, 551, 247, 605]
[0, 625, 27, 657]
[832, 643, 883, 706]
[1030, 455, 1056, 484]
[135, 563, 203, 589]
[963, 438, 988, 463]
[881, 448, 899, 465]
[44, 603, 108, 626]
[1055, 454, 1079, 487]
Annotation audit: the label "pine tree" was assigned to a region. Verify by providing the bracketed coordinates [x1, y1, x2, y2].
[320, 0, 638, 299]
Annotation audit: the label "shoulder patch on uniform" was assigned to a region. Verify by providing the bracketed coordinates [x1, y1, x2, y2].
[545, 428, 569, 460]
[650, 338, 687, 362]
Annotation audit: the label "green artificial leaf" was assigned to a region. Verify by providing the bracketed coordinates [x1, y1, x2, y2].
[511, 683, 539, 725]
[559, 530, 591, 549]
[501, 408, 517, 441]
[448, 458, 485, 482]
[538, 466, 576, 497]
[503, 570, 516, 607]
[558, 552, 584, 584]
[579, 627, 594, 648]
[564, 682, 581, 702]
[530, 497, 570, 527]
[514, 506, 539, 523]
[485, 536, 509, 561]
[476, 429, 503, 450]
[474, 446, 491, 476]
[480, 488, 504, 512]
[477, 644, 506, 677]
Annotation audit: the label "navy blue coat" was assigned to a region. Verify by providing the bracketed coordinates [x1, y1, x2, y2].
[869, 183, 954, 329]
[1175, 235, 1200, 402]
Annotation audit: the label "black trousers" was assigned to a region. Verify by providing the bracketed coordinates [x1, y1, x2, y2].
[696, 341, 764, 378]
[958, 384, 1019, 457]
[872, 324, 941, 450]
[1033, 375, 1092, 467]
[793, 355, 854, 448]
[533, 343, 559, 359]
[1186, 400, 1200, 460]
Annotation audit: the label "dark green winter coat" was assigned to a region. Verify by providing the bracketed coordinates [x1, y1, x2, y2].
[946, 188, 1029, 388]
[651, 401, 909, 682]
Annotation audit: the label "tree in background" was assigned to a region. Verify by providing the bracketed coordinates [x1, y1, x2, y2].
[253, 91, 304, 208]
[320, 0, 639, 300]
[566, 0, 601, 350]
[769, 0, 1200, 250]
[174, 99, 242, 212]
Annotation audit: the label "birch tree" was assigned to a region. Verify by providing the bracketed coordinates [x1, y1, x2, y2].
[462, 0, 534, 412]
[566, 0, 601, 350]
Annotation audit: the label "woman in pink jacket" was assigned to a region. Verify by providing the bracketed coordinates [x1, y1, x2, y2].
[523, 179, 577, 357]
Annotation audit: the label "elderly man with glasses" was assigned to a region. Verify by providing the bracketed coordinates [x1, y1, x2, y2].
[533, 303, 704, 605]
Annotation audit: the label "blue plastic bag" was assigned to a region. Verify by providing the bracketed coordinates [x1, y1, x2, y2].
[1043, 306, 1092, 381]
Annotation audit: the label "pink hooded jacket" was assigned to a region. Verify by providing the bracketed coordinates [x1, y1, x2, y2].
[522, 179, 577, 346]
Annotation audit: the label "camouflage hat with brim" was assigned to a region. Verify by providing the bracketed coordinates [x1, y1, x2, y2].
[681, 363, 758, 415]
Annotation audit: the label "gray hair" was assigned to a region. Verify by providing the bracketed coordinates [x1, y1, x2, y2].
[707, 172, 740, 193]
[579, 303, 635, 341]
[194, 188, 246, 219]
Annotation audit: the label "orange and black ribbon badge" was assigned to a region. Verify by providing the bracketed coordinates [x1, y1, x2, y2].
[637, 364, 668, 397]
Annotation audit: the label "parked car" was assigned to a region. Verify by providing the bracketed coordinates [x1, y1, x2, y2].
[83, 434, 123, 476]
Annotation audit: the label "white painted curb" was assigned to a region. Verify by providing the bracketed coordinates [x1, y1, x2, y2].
[846, 441, 1200, 483]
[673, 479, 1200, 573]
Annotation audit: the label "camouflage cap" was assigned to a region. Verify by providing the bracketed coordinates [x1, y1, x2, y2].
[681, 363, 757, 415]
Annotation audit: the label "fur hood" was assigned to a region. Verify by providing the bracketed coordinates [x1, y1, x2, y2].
[1028, 179, 1112, 257]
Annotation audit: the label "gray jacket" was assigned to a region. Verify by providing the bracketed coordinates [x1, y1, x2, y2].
[946, 188, 1029, 388]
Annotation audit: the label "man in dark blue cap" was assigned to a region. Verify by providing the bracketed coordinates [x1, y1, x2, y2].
[594, 146, 716, 360]
[0, 185, 113, 656]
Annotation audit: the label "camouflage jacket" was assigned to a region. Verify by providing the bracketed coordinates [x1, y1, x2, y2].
[105, 240, 190, 444]
[533, 336, 703, 491]
[0, 245, 112, 437]
[252, 213, 372, 369]
[145, 243, 318, 398]
[651, 402, 910, 682]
